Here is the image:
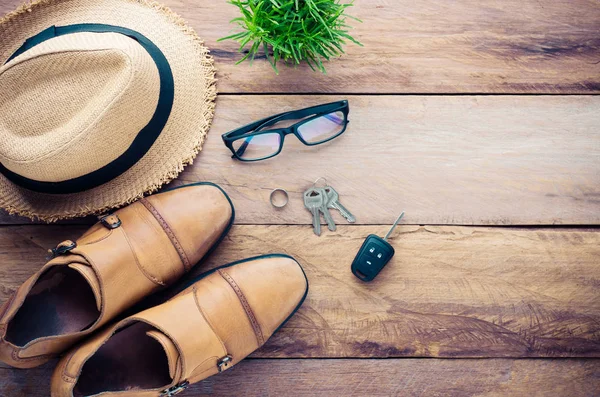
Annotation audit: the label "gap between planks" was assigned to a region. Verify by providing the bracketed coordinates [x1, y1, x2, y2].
[217, 92, 600, 96]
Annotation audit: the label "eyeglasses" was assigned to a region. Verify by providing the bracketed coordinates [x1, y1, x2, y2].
[221, 100, 349, 161]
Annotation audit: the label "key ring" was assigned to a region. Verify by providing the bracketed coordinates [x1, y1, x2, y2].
[270, 188, 289, 208]
[312, 177, 328, 188]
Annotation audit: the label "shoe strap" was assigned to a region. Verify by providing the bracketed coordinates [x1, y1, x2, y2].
[130, 286, 229, 384]
[68, 263, 102, 311]
[146, 329, 181, 380]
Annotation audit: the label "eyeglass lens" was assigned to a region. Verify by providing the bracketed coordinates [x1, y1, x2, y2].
[232, 132, 282, 160]
[232, 110, 345, 160]
[297, 111, 345, 144]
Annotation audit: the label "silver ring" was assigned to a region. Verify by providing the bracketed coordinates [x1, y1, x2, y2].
[270, 188, 289, 208]
[313, 176, 328, 188]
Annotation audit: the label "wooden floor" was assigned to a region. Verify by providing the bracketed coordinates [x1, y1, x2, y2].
[1, 0, 599, 396]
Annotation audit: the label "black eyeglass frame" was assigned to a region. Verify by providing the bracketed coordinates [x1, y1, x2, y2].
[221, 100, 350, 161]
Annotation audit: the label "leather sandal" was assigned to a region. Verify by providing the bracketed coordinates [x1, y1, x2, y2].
[50, 254, 308, 397]
[0, 182, 234, 368]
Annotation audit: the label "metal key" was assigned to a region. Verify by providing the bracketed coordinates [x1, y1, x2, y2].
[325, 186, 356, 223]
[316, 187, 336, 232]
[304, 188, 324, 236]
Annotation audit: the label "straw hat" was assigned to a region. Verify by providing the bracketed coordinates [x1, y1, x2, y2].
[0, 0, 216, 222]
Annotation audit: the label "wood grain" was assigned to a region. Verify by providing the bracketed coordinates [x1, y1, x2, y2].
[1, 358, 598, 396]
[1, 0, 599, 93]
[2, 95, 598, 226]
[1, 225, 598, 358]
[8, 94, 597, 226]
[0, 0, 598, 394]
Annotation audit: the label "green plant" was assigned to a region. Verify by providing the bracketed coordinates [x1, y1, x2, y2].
[219, 0, 362, 74]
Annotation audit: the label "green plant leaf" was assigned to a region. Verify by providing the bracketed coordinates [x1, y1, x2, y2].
[219, 0, 362, 74]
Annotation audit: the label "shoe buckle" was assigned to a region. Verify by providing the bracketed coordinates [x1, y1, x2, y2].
[217, 355, 233, 372]
[160, 380, 189, 396]
[99, 213, 121, 229]
[47, 240, 77, 259]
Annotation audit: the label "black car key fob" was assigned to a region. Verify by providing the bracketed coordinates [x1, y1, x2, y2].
[351, 212, 404, 282]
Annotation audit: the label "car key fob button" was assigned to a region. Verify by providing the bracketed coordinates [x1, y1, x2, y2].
[352, 234, 395, 281]
[351, 212, 404, 282]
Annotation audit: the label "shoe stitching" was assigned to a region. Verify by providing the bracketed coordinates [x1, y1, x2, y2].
[151, 331, 180, 380]
[0, 292, 15, 322]
[63, 350, 79, 379]
[188, 355, 219, 379]
[218, 269, 265, 346]
[175, 355, 182, 379]
[140, 198, 190, 273]
[80, 228, 113, 245]
[120, 227, 165, 287]
[62, 318, 141, 380]
[11, 349, 55, 362]
[62, 374, 76, 383]
[128, 317, 190, 384]
[192, 286, 228, 356]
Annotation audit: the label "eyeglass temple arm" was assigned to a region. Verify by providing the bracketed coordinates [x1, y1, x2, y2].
[224, 118, 272, 139]
[322, 113, 345, 124]
[223, 110, 302, 142]
[235, 137, 252, 157]
[254, 101, 347, 131]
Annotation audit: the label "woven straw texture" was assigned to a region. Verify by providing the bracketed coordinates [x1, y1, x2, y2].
[0, 0, 217, 221]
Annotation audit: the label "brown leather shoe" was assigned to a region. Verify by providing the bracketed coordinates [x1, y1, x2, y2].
[0, 182, 234, 369]
[50, 255, 308, 397]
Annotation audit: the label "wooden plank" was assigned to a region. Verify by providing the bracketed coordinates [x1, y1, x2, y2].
[1, 95, 598, 226]
[1, 225, 599, 358]
[1, 358, 598, 396]
[180, 95, 600, 226]
[1, 0, 599, 93]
